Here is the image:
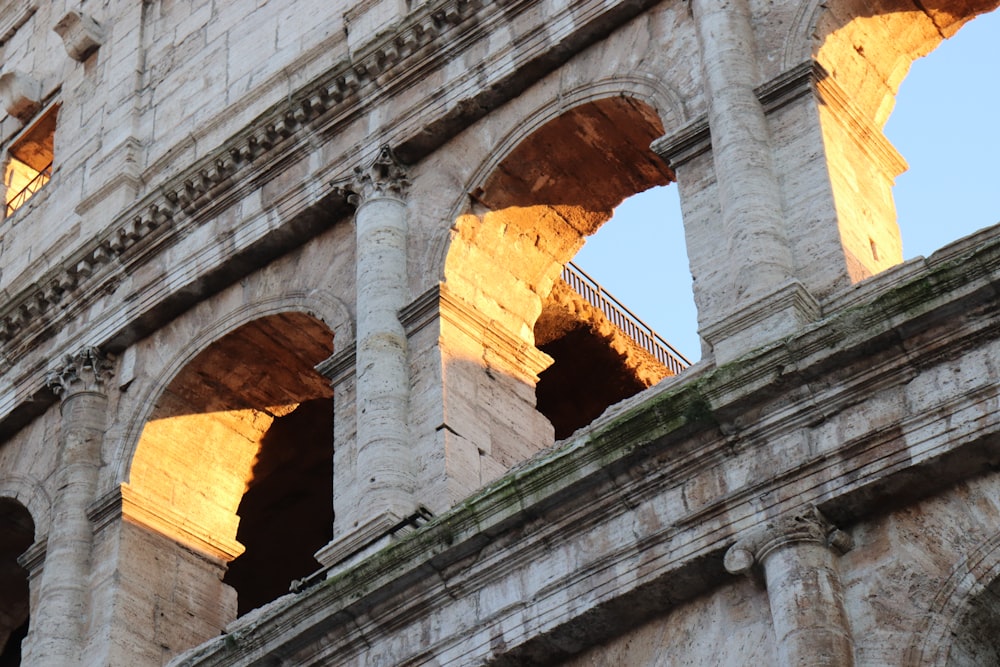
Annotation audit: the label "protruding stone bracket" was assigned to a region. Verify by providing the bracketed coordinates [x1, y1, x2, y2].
[724, 505, 853, 575]
[333, 144, 410, 206]
[0, 71, 42, 120]
[46, 346, 115, 399]
[53, 10, 106, 62]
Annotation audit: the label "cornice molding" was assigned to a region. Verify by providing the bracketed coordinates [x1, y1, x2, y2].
[438, 284, 554, 382]
[0, 0, 648, 374]
[0, 0, 493, 352]
[89, 485, 244, 563]
[315, 345, 357, 386]
[653, 59, 822, 168]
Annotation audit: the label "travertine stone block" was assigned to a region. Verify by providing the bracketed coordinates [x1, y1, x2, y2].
[53, 10, 106, 62]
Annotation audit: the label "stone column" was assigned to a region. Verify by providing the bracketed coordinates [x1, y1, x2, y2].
[725, 506, 855, 667]
[29, 347, 114, 667]
[348, 145, 416, 527]
[689, 0, 794, 296]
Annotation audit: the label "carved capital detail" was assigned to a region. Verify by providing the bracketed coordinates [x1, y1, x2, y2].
[46, 347, 115, 398]
[724, 506, 853, 575]
[53, 10, 107, 62]
[336, 144, 410, 205]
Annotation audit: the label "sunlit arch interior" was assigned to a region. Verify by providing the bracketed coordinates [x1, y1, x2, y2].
[810, 0, 1000, 281]
[446, 96, 688, 441]
[127, 311, 334, 616]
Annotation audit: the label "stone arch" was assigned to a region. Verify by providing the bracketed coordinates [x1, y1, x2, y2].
[439, 85, 686, 461]
[0, 495, 35, 665]
[427, 75, 689, 282]
[781, 0, 1000, 284]
[908, 530, 1000, 665]
[107, 290, 345, 628]
[444, 89, 680, 337]
[0, 476, 50, 539]
[811, 0, 1000, 128]
[112, 289, 351, 486]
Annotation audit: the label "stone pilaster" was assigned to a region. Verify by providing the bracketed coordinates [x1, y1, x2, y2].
[317, 146, 417, 567]
[684, 0, 823, 362]
[26, 348, 114, 667]
[725, 506, 855, 667]
[690, 0, 792, 294]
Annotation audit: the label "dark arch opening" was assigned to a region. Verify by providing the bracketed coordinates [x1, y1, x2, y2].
[132, 311, 334, 618]
[0, 498, 34, 666]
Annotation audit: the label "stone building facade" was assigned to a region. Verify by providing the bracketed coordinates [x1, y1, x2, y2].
[0, 0, 998, 665]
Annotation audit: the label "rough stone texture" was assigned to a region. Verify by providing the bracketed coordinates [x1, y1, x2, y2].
[0, 0, 999, 664]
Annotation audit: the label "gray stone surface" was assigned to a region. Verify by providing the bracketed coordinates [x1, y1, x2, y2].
[0, 0, 998, 664]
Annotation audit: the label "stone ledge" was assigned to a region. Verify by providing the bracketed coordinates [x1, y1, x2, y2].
[0, 0, 661, 435]
[168, 224, 1000, 666]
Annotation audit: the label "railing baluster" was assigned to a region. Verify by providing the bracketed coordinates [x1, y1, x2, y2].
[561, 261, 691, 373]
[5, 161, 52, 217]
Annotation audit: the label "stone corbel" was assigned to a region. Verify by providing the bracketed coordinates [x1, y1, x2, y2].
[53, 10, 107, 62]
[724, 505, 853, 575]
[0, 71, 42, 120]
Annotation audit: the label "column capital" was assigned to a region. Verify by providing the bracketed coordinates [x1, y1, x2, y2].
[724, 506, 853, 575]
[335, 144, 410, 206]
[46, 346, 115, 399]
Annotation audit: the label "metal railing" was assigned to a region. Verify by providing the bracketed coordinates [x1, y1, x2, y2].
[5, 162, 52, 218]
[561, 261, 691, 375]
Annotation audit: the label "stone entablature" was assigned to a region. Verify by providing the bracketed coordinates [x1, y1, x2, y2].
[0, 0, 663, 436]
[166, 224, 1000, 665]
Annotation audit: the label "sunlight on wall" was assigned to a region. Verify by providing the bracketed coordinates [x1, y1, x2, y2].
[886, 8, 1000, 259]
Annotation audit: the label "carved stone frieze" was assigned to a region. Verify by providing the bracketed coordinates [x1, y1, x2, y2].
[724, 505, 853, 575]
[0, 0, 485, 353]
[46, 347, 115, 398]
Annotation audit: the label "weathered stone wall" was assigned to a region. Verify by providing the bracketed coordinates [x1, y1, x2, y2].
[1, 0, 999, 664]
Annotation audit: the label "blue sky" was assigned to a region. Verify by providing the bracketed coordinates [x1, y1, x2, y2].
[573, 10, 1000, 362]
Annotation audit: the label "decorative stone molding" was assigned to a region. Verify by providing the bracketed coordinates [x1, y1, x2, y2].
[0, 2, 36, 47]
[89, 485, 244, 562]
[700, 279, 821, 365]
[315, 345, 357, 386]
[0, 71, 42, 120]
[724, 505, 853, 575]
[399, 283, 444, 336]
[335, 144, 410, 205]
[652, 60, 823, 168]
[0, 0, 487, 351]
[16, 537, 47, 577]
[814, 69, 908, 179]
[45, 347, 115, 398]
[438, 283, 554, 383]
[53, 10, 106, 62]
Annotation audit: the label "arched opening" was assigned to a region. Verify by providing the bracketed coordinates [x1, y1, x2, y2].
[128, 311, 334, 622]
[0, 498, 34, 666]
[444, 95, 689, 450]
[946, 572, 1000, 665]
[572, 185, 699, 360]
[884, 8, 1000, 258]
[812, 0, 1000, 280]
